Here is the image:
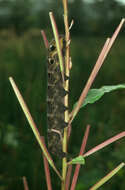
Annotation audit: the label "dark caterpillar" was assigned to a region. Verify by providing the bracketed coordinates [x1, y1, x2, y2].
[47, 36, 68, 157]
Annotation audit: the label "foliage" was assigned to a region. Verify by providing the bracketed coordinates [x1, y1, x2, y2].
[0, 27, 125, 189]
[74, 84, 125, 109]
[0, 0, 125, 35]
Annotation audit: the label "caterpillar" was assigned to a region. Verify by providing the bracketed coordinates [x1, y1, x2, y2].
[47, 36, 68, 157]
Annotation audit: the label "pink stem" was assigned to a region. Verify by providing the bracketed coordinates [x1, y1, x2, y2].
[70, 125, 90, 190]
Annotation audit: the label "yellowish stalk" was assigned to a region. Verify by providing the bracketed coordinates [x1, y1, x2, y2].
[62, 0, 70, 189]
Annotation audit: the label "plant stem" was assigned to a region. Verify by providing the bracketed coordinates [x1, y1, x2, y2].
[49, 12, 65, 82]
[62, 0, 70, 189]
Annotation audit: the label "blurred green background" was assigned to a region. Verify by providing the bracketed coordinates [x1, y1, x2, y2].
[0, 0, 125, 189]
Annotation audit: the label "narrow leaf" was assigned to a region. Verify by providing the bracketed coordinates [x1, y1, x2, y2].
[41, 30, 49, 49]
[9, 77, 62, 180]
[90, 163, 125, 190]
[42, 137, 53, 190]
[70, 132, 125, 165]
[68, 156, 85, 165]
[83, 131, 125, 158]
[65, 165, 72, 190]
[22, 177, 29, 190]
[70, 125, 90, 190]
[69, 18, 125, 124]
[69, 38, 110, 124]
[49, 12, 64, 82]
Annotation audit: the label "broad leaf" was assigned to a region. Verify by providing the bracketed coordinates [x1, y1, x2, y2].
[74, 84, 125, 109]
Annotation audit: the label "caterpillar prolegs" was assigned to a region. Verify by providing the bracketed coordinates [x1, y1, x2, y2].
[47, 36, 69, 157]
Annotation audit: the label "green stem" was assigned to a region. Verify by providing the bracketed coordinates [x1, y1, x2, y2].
[62, 0, 70, 189]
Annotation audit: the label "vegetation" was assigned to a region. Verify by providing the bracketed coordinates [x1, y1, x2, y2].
[0, 0, 125, 189]
[0, 0, 125, 35]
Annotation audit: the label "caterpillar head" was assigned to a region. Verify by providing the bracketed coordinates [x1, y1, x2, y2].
[48, 35, 65, 67]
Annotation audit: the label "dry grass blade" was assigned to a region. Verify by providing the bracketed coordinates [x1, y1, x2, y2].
[69, 19, 125, 125]
[67, 124, 72, 140]
[69, 38, 110, 124]
[23, 176, 29, 190]
[9, 77, 62, 180]
[70, 125, 90, 190]
[78, 125, 90, 154]
[69, 20, 74, 31]
[90, 163, 125, 190]
[103, 18, 125, 59]
[41, 30, 49, 49]
[42, 137, 53, 190]
[83, 131, 125, 158]
[65, 165, 72, 190]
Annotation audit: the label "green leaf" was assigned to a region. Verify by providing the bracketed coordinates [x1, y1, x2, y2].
[74, 84, 125, 109]
[69, 155, 85, 165]
[90, 163, 125, 190]
[9, 77, 62, 180]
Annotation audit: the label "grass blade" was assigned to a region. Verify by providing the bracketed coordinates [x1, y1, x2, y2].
[9, 77, 62, 180]
[41, 30, 49, 49]
[70, 131, 125, 163]
[65, 165, 72, 190]
[83, 131, 125, 158]
[69, 18, 125, 124]
[49, 12, 64, 82]
[70, 125, 90, 190]
[69, 38, 110, 124]
[42, 137, 53, 190]
[90, 163, 125, 190]
[22, 177, 29, 190]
